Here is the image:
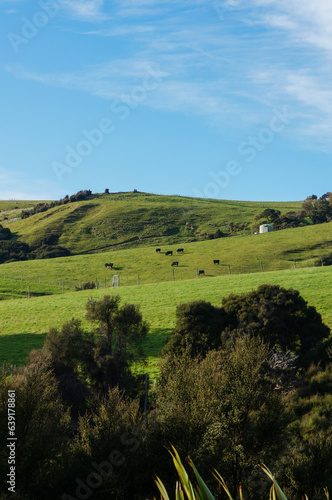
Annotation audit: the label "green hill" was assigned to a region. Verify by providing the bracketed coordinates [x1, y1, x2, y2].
[2, 191, 302, 254]
[0, 219, 331, 299]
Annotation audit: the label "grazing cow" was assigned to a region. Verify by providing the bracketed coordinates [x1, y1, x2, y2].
[198, 270, 205, 275]
[213, 259, 220, 265]
[156, 248, 161, 253]
[176, 248, 184, 254]
[171, 261, 179, 267]
[165, 251, 173, 256]
[105, 263, 113, 269]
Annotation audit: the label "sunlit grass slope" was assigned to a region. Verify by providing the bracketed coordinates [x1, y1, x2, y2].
[3, 192, 302, 254]
[0, 220, 331, 298]
[0, 266, 331, 376]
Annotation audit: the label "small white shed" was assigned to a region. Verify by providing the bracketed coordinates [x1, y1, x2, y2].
[259, 224, 273, 234]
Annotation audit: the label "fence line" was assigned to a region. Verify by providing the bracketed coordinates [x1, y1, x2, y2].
[0, 259, 326, 299]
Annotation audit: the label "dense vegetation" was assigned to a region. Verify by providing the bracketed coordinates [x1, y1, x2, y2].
[0, 224, 12, 241]
[163, 284, 331, 369]
[1, 286, 331, 499]
[315, 251, 332, 267]
[20, 189, 92, 219]
[0, 234, 70, 264]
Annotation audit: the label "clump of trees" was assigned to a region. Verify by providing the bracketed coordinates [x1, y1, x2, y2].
[0, 241, 30, 264]
[0, 224, 12, 240]
[163, 284, 331, 370]
[21, 189, 92, 219]
[0, 287, 331, 499]
[254, 192, 332, 231]
[0, 234, 70, 264]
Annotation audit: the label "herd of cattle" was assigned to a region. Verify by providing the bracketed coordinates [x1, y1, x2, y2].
[159, 249, 221, 275]
[104, 249, 220, 276]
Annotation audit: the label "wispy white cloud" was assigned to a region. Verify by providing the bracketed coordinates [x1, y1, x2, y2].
[60, 0, 109, 22]
[5, 0, 332, 148]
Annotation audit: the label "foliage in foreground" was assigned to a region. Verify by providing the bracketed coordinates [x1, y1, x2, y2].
[154, 446, 330, 500]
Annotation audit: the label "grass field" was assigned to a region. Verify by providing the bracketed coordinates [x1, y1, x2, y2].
[2, 192, 302, 254]
[1, 265, 331, 377]
[0, 220, 331, 298]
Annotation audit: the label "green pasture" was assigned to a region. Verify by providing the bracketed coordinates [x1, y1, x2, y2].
[3, 192, 302, 254]
[0, 265, 331, 377]
[0, 220, 331, 298]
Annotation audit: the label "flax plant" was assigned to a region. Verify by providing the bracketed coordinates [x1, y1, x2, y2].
[154, 446, 329, 500]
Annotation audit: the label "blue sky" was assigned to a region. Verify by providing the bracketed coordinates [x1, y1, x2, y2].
[0, 0, 331, 201]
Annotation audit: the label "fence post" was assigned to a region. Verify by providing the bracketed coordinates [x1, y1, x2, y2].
[260, 261, 264, 272]
[28, 286, 30, 298]
[294, 260, 296, 269]
[144, 373, 149, 413]
[196, 268, 198, 278]
[62, 282, 64, 294]
[172, 269, 174, 281]
[138, 275, 140, 285]
[228, 264, 231, 275]
[321, 257, 324, 266]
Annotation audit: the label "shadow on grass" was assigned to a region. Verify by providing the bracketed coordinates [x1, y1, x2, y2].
[0, 332, 47, 366]
[143, 327, 172, 357]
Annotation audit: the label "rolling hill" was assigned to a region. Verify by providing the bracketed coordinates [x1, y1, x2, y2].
[1, 191, 302, 254]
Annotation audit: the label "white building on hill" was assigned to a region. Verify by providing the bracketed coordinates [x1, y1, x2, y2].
[259, 224, 273, 234]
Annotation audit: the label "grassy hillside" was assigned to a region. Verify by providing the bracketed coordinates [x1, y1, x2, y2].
[0, 266, 331, 375]
[0, 200, 48, 224]
[2, 192, 302, 254]
[0, 220, 331, 299]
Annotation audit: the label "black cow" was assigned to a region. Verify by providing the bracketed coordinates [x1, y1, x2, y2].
[156, 248, 161, 253]
[176, 248, 184, 254]
[165, 251, 173, 256]
[213, 259, 220, 265]
[171, 261, 179, 267]
[198, 270, 205, 275]
[105, 263, 113, 269]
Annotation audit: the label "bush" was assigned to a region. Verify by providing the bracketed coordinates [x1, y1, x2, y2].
[0, 363, 70, 499]
[75, 281, 96, 291]
[315, 252, 332, 267]
[163, 300, 225, 358]
[165, 285, 331, 369]
[0, 240, 30, 263]
[28, 245, 71, 260]
[0, 224, 12, 240]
